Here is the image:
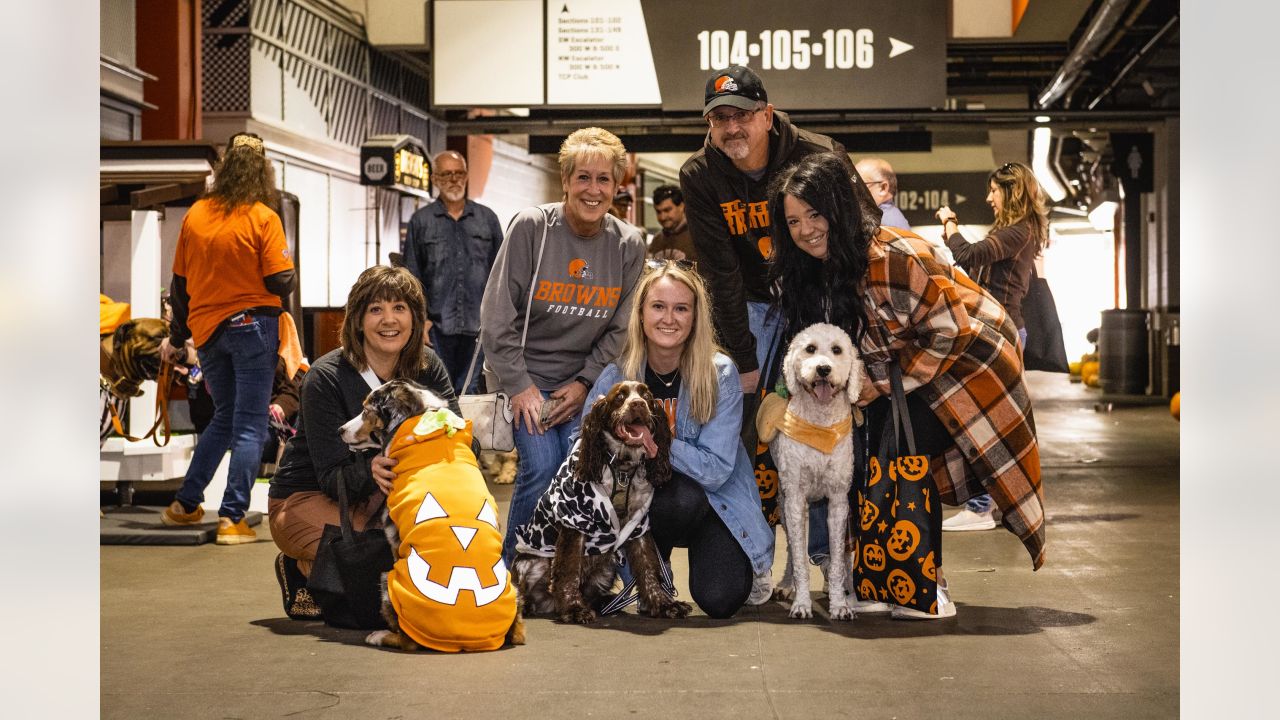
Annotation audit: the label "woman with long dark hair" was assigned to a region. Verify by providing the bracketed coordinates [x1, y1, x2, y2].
[160, 132, 295, 544]
[768, 152, 1045, 619]
[934, 161, 1049, 530]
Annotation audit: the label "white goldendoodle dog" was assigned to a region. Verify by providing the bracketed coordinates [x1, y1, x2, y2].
[770, 322, 863, 620]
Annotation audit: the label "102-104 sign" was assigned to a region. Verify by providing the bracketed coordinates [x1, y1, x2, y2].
[697, 28, 875, 71]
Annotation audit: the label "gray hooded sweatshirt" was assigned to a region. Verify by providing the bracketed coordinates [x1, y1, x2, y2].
[479, 203, 645, 395]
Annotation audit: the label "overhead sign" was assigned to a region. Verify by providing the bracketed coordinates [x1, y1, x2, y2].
[360, 135, 431, 194]
[893, 172, 992, 228]
[547, 0, 661, 105]
[431, 0, 946, 109]
[640, 0, 947, 111]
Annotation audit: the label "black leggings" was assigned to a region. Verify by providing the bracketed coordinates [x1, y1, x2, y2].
[648, 472, 753, 619]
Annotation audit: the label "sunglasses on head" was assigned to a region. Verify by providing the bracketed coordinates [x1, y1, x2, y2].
[645, 258, 695, 272]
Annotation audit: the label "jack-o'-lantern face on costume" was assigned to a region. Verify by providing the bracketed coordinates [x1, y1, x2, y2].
[863, 542, 887, 572]
[859, 497, 880, 531]
[886, 520, 922, 561]
[406, 493, 508, 607]
[920, 550, 937, 581]
[887, 569, 916, 606]
[892, 455, 929, 481]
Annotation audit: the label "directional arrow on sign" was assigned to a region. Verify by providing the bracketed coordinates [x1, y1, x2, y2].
[889, 37, 914, 58]
[956, 194, 966, 205]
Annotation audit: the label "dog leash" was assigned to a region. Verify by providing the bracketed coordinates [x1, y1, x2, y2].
[594, 452, 678, 616]
[598, 553, 678, 616]
[105, 359, 175, 446]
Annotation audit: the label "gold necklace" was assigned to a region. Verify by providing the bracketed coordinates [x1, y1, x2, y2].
[650, 366, 679, 387]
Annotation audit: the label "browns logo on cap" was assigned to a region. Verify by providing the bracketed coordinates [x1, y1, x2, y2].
[703, 65, 768, 116]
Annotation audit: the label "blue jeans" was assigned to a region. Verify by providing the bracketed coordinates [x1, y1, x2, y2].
[176, 313, 278, 522]
[501, 390, 582, 565]
[746, 302, 828, 563]
[429, 326, 483, 395]
[966, 327, 1026, 515]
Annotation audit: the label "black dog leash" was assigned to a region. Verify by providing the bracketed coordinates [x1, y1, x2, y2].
[598, 554, 677, 616]
[595, 451, 678, 616]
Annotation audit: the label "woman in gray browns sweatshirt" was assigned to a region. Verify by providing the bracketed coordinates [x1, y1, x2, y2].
[479, 127, 646, 564]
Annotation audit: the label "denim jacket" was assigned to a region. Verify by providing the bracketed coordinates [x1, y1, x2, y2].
[403, 199, 503, 336]
[584, 353, 774, 574]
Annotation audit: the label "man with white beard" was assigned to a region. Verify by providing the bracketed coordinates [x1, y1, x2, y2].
[404, 150, 504, 394]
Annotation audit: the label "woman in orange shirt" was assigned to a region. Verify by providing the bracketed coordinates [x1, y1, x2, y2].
[159, 133, 296, 544]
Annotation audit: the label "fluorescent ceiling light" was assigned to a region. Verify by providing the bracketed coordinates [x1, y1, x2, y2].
[1032, 127, 1067, 202]
[1035, 115, 1051, 123]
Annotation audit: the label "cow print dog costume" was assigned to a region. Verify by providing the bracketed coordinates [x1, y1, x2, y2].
[513, 381, 691, 624]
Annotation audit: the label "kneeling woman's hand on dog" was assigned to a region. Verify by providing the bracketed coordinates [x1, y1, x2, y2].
[371, 454, 397, 495]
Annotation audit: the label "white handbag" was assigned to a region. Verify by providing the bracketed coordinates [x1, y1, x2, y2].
[459, 208, 550, 453]
[457, 391, 515, 453]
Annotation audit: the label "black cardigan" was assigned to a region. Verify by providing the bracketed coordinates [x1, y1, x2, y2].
[268, 347, 462, 502]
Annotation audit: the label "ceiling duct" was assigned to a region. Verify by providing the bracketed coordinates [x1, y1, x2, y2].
[1036, 0, 1132, 109]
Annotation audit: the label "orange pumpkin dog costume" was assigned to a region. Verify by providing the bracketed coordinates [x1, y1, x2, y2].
[384, 416, 516, 652]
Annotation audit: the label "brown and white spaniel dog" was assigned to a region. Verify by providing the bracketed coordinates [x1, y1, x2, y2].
[513, 380, 690, 624]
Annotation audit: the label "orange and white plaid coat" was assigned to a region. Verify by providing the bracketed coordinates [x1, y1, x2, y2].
[857, 228, 1045, 570]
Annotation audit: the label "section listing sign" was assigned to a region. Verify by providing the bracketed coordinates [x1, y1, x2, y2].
[640, 0, 947, 111]
[432, 0, 946, 109]
[547, 1, 661, 105]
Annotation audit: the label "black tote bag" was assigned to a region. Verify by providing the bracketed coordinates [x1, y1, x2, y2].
[852, 365, 943, 614]
[1021, 269, 1070, 373]
[306, 480, 394, 630]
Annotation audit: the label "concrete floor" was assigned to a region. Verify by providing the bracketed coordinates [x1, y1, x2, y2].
[100, 372, 1179, 719]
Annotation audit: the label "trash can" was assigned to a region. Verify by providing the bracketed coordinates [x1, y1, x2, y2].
[1099, 309, 1150, 395]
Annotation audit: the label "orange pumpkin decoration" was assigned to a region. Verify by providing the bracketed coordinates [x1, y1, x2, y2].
[755, 464, 778, 500]
[859, 496, 880, 531]
[894, 456, 928, 481]
[867, 456, 882, 487]
[887, 569, 916, 606]
[886, 520, 922, 561]
[1170, 392, 1180, 421]
[919, 550, 937, 581]
[863, 542, 887, 572]
[385, 420, 517, 652]
[1081, 360, 1101, 388]
[858, 578, 878, 602]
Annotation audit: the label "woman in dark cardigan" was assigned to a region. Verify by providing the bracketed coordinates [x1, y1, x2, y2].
[267, 265, 461, 619]
[933, 161, 1048, 531]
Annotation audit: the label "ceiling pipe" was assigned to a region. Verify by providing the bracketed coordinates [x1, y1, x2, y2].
[1036, 0, 1133, 109]
[1085, 13, 1179, 110]
[444, 108, 1176, 136]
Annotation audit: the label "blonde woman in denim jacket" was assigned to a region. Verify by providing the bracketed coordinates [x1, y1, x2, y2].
[582, 262, 773, 618]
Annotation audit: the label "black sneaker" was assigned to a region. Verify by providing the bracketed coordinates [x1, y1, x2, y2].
[275, 552, 321, 620]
